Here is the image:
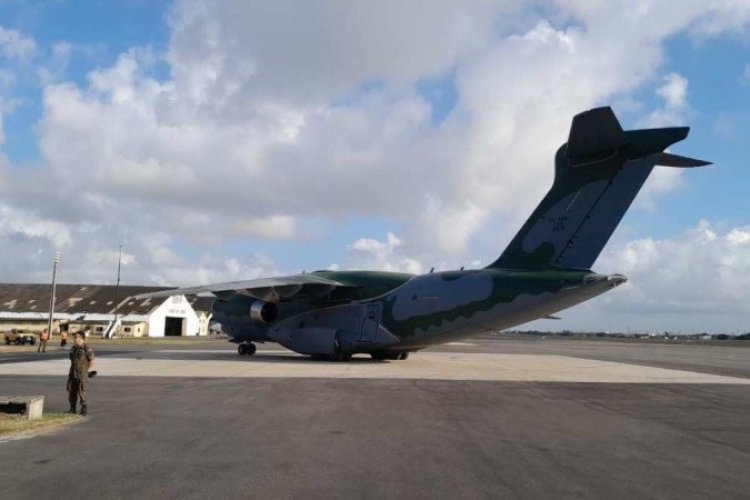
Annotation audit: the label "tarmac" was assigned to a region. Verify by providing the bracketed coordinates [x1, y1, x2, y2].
[0, 337, 749, 499]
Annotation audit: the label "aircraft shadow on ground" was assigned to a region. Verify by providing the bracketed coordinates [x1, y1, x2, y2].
[99, 351, 392, 364]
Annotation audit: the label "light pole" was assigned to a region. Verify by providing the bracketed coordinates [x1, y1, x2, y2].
[112, 245, 122, 339]
[47, 252, 61, 336]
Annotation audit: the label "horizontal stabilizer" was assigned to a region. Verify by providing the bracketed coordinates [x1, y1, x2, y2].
[657, 152, 711, 168]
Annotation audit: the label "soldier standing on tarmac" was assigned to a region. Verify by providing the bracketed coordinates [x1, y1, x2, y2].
[67, 331, 94, 415]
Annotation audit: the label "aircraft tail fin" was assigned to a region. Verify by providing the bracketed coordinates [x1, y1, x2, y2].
[488, 106, 710, 271]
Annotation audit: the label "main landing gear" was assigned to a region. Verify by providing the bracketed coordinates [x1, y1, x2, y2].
[238, 342, 257, 356]
[370, 351, 410, 361]
[310, 352, 352, 362]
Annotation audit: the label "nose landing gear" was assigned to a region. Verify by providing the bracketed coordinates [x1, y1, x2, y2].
[238, 342, 257, 356]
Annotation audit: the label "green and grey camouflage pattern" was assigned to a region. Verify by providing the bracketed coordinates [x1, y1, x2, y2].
[137, 107, 708, 361]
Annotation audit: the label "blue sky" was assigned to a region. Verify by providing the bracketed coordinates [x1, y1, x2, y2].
[0, 1, 169, 54]
[0, 0, 170, 163]
[1, 1, 749, 332]
[631, 34, 749, 229]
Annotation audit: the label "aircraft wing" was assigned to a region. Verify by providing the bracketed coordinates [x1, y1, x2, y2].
[133, 273, 352, 301]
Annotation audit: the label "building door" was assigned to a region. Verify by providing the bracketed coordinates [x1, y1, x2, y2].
[164, 317, 183, 336]
[359, 303, 380, 342]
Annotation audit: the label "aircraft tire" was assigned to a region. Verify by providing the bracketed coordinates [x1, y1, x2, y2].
[238, 344, 248, 355]
[398, 352, 410, 360]
[246, 343, 257, 356]
[327, 351, 351, 362]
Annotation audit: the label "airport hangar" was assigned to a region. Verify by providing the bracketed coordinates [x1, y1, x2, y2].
[0, 284, 214, 338]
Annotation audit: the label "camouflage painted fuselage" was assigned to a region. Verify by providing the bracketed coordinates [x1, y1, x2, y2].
[157, 106, 707, 359]
[376, 268, 624, 349]
[221, 268, 624, 355]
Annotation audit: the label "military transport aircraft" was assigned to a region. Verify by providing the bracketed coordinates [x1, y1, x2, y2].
[138, 107, 709, 361]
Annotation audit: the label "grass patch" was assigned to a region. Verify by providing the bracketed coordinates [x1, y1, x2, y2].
[0, 412, 82, 436]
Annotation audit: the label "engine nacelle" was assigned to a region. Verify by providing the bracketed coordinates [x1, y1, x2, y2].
[212, 295, 280, 326]
[249, 300, 279, 323]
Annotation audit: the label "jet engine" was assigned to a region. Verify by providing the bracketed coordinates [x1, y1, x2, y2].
[249, 300, 279, 323]
[212, 295, 279, 326]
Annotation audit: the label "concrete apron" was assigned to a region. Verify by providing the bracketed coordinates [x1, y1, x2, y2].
[0, 350, 748, 384]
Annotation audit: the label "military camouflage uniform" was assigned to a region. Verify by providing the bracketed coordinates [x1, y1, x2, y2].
[68, 343, 94, 414]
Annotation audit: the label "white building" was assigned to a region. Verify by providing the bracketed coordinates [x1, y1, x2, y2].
[0, 284, 213, 338]
[146, 295, 201, 338]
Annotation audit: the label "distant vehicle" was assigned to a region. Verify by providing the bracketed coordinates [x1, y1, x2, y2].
[137, 107, 709, 361]
[4, 330, 37, 345]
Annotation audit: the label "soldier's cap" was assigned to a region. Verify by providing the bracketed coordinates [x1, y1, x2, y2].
[73, 331, 86, 338]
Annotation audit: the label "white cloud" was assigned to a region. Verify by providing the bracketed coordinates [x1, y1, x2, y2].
[28, 2, 719, 252]
[37, 41, 73, 85]
[231, 215, 296, 240]
[138, 253, 280, 288]
[687, 0, 750, 36]
[607, 222, 750, 319]
[0, 0, 748, 320]
[0, 206, 281, 286]
[0, 25, 36, 61]
[411, 198, 488, 256]
[524, 221, 750, 333]
[642, 72, 691, 127]
[657, 73, 689, 110]
[347, 233, 423, 274]
[165, 0, 506, 106]
[0, 205, 71, 246]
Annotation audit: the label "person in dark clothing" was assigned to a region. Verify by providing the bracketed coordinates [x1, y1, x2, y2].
[67, 331, 94, 415]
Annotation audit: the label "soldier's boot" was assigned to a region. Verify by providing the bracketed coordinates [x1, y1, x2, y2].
[80, 404, 88, 416]
[68, 405, 77, 414]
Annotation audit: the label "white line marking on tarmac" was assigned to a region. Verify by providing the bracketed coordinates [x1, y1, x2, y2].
[0, 351, 748, 384]
[444, 342, 478, 347]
